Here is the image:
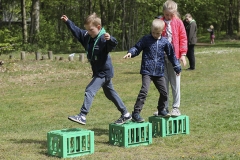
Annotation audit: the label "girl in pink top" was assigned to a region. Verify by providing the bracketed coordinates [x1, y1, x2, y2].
[154, 0, 188, 117]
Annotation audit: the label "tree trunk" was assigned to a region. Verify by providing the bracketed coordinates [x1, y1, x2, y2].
[0, 0, 2, 27]
[228, 0, 234, 35]
[88, 0, 92, 15]
[108, 1, 117, 35]
[21, 0, 28, 44]
[30, 0, 40, 44]
[121, 0, 126, 51]
[238, 0, 240, 34]
[99, 0, 106, 27]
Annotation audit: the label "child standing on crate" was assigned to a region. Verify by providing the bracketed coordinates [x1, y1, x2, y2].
[154, 0, 188, 117]
[123, 19, 181, 122]
[61, 13, 132, 125]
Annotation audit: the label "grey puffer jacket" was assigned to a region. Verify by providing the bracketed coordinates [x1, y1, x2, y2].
[128, 35, 181, 76]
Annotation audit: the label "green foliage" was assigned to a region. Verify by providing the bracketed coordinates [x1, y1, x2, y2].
[0, 0, 239, 54]
[0, 28, 19, 52]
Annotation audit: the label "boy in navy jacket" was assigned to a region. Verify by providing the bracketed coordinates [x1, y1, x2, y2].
[61, 13, 131, 125]
[124, 19, 181, 122]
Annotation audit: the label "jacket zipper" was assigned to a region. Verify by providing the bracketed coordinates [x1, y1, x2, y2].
[153, 40, 158, 75]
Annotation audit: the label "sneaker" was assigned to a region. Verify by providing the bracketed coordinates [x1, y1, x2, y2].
[170, 108, 181, 117]
[132, 112, 145, 122]
[157, 110, 171, 117]
[114, 114, 132, 125]
[153, 109, 169, 116]
[187, 68, 195, 71]
[153, 111, 158, 116]
[68, 114, 86, 125]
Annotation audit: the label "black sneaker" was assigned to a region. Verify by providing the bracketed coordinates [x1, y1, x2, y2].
[114, 114, 132, 125]
[186, 68, 195, 71]
[132, 112, 145, 123]
[158, 110, 171, 118]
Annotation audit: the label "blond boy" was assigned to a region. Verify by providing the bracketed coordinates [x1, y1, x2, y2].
[124, 19, 181, 122]
[61, 13, 131, 125]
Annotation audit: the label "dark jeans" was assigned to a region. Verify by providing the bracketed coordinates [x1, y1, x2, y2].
[187, 44, 195, 69]
[133, 75, 168, 113]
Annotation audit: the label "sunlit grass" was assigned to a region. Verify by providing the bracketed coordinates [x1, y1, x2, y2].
[0, 41, 240, 159]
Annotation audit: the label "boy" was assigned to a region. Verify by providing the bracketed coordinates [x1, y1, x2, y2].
[123, 19, 181, 122]
[61, 13, 131, 125]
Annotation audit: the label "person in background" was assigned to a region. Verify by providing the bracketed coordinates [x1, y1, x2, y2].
[61, 13, 132, 125]
[185, 13, 197, 70]
[208, 25, 215, 44]
[124, 19, 181, 122]
[154, 0, 188, 117]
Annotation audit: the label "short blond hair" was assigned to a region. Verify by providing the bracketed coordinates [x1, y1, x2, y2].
[151, 19, 165, 31]
[210, 25, 214, 29]
[84, 12, 101, 26]
[163, 0, 179, 17]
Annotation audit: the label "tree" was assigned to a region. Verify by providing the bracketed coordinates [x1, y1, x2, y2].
[21, 0, 27, 44]
[29, 0, 39, 44]
[1, 0, 240, 54]
[0, 0, 2, 27]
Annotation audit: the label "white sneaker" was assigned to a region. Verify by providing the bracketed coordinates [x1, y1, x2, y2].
[153, 111, 158, 116]
[170, 108, 181, 117]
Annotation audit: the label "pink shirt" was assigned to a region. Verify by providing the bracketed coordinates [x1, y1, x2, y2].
[161, 16, 188, 59]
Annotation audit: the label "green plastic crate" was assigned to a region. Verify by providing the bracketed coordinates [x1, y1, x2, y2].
[109, 122, 152, 147]
[149, 115, 190, 137]
[47, 128, 94, 158]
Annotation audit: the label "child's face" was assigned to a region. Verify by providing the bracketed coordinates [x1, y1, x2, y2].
[84, 23, 101, 38]
[163, 10, 174, 21]
[151, 28, 162, 39]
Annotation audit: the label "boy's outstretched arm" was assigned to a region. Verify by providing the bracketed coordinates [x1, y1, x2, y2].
[61, 15, 68, 22]
[123, 53, 131, 59]
[124, 37, 145, 58]
[60, 15, 86, 45]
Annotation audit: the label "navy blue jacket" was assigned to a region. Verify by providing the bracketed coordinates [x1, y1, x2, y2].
[65, 19, 118, 78]
[128, 35, 181, 76]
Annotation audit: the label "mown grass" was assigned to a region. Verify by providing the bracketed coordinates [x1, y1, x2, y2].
[1, 40, 240, 160]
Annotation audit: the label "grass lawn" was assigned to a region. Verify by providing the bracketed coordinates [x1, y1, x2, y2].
[1, 40, 240, 160]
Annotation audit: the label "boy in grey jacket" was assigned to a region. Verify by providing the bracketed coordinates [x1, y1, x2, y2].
[123, 19, 181, 122]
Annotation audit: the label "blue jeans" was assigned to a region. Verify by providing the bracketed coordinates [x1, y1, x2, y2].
[80, 77, 128, 116]
[133, 75, 168, 113]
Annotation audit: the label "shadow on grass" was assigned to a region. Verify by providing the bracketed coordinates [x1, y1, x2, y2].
[9, 128, 110, 154]
[89, 127, 111, 145]
[90, 127, 109, 136]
